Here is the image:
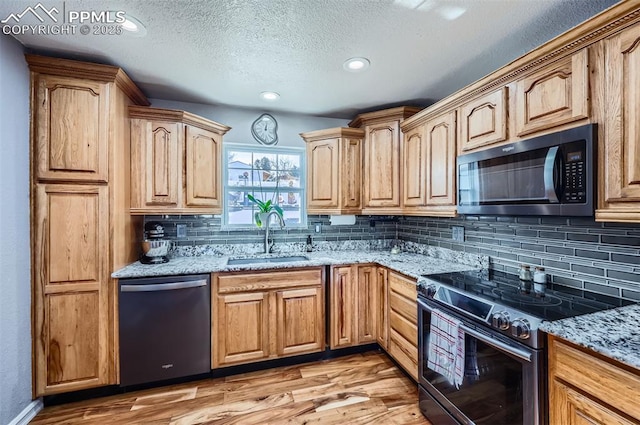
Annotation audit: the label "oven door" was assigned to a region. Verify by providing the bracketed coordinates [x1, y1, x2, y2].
[417, 297, 545, 425]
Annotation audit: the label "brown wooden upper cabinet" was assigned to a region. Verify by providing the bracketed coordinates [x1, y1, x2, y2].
[597, 23, 640, 223]
[129, 107, 230, 215]
[425, 111, 457, 210]
[459, 87, 508, 153]
[300, 127, 364, 215]
[33, 75, 110, 183]
[402, 124, 427, 208]
[400, 110, 457, 217]
[350, 107, 421, 214]
[514, 50, 589, 137]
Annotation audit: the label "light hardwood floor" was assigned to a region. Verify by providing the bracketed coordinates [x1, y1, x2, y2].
[31, 351, 431, 424]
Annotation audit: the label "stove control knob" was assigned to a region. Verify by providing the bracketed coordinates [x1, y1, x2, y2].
[424, 284, 437, 298]
[511, 318, 531, 340]
[491, 311, 511, 330]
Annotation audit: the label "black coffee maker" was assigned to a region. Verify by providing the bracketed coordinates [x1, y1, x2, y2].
[140, 222, 171, 264]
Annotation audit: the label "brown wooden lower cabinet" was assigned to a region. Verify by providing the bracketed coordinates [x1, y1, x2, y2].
[33, 184, 111, 396]
[548, 335, 640, 424]
[329, 264, 378, 349]
[212, 268, 325, 368]
[387, 271, 418, 381]
[376, 267, 389, 350]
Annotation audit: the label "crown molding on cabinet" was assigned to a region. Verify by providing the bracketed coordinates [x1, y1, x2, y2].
[25, 54, 150, 107]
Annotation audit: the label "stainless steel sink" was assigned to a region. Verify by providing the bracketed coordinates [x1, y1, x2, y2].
[227, 255, 310, 265]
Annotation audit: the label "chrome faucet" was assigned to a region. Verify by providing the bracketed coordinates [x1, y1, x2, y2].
[264, 211, 285, 253]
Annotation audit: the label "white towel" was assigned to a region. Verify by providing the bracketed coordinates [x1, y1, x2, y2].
[427, 308, 465, 388]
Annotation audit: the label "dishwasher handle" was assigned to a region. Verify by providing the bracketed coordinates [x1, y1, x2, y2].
[121, 279, 208, 293]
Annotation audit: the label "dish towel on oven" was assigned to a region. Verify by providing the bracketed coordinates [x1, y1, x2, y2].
[427, 308, 465, 388]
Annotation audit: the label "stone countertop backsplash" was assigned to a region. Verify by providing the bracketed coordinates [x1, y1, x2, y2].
[112, 240, 488, 284]
[541, 303, 640, 370]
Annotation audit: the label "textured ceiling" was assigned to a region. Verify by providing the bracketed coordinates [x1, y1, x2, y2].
[1, 0, 619, 118]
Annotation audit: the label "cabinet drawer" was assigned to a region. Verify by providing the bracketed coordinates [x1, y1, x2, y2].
[216, 268, 323, 293]
[389, 290, 417, 324]
[389, 309, 417, 346]
[389, 329, 418, 381]
[388, 272, 417, 300]
[551, 338, 640, 420]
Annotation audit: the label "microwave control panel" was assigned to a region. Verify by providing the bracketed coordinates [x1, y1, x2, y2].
[564, 149, 585, 203]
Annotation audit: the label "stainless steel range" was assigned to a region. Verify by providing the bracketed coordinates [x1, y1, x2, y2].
[417, 269, 632, 425]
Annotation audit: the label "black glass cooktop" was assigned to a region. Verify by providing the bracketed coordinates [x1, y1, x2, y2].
[421, 269, 634, 321]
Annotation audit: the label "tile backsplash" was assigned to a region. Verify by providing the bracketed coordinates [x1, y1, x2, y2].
[143, 213, 640, 301]
[399, 216, 640, 302]
[144, 214, 398, 247]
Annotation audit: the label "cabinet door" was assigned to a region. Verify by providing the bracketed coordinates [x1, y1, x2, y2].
[599, 25, 640, 221]
[185, 125, 222, 209]
[376, 267, 389, 350]
[276, 287, 324, 356]
[307, 138, 339, 210]
[34, 75, 109, 182]
[215, 292, 270, 366]
[33, 184, 109, 395]
[403, 125, 426, 206]
[459, 87, 508, 152]
[140, 120, 181, 207]
[364, 121, 401, 208]
[330, 266, 355, 348]
[425, 111, 457, 206]
[515, 50, 589, 137]
[551, 380, 635, 425]
[357, 266, 377, 344]
[340, 138, 363, 210]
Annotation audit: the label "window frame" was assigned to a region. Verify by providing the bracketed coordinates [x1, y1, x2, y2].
[222, 143, 307, 229]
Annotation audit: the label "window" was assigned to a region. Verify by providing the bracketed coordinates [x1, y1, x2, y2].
[223, 144, 306, 227]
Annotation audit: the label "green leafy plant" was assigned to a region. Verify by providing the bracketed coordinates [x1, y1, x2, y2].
[247, 195, 283, 227]
[247, 156, 284, 227]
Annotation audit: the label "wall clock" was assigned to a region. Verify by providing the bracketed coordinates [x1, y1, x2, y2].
[251, 113, 279, 145]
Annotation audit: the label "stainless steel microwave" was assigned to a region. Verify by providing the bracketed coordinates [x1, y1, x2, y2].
[457, 124, 596, 216]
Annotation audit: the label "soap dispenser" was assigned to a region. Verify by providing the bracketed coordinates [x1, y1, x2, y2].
[306, 235, 313, 252]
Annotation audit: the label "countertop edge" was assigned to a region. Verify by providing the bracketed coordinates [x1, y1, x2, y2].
[111, 251, 481, 282]
[541, 303, 640, 370]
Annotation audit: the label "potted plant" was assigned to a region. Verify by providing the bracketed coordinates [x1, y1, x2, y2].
[247, 194, 283, 227]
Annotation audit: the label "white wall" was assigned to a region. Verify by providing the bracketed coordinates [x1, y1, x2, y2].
[0, 35, 32, 423]
[148, 98, 348, 147]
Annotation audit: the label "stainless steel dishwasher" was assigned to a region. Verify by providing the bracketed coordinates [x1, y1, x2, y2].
[119, 274, 211, 386]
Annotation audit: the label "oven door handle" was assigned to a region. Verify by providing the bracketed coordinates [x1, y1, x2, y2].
[418, 298, 533, 363]
[459, 324, 532, 363]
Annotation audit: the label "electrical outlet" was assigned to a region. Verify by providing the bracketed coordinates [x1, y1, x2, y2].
[314, 223, 322, 233]
[176, 224, 187, 238]
[452, 226, 465, 242]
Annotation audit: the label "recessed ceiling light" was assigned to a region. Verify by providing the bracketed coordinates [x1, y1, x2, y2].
[343, 57, 370, 72]
[260, 91, 280, 101]
[120, 14, 147, 37]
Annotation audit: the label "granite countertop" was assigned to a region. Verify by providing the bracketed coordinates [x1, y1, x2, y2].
[541, 303, 640, 370]
[111, 250, 483, 286]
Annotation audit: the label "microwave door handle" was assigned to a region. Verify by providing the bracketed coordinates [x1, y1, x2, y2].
[544, 146, 560, 203]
